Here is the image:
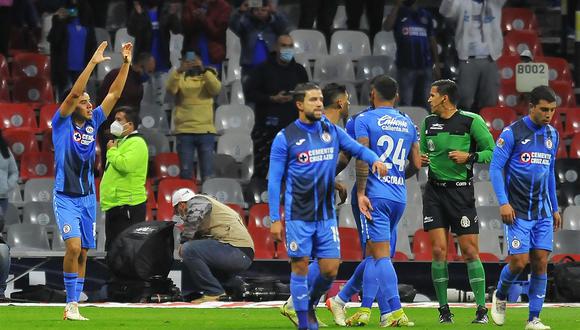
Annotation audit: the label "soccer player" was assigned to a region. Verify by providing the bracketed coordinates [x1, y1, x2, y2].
[53, 41, 132, 320]
[489, 86, 561, 330]
[269, 82, 387, 330]
[421, 79, 494, 324]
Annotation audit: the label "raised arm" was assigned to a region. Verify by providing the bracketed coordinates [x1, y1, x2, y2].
[100, 43, 133, 117]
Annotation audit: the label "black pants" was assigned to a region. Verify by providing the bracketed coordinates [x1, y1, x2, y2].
[105, 202, 147, 251]
[298, 0, 338, 41]
[345, 0, 386, 43]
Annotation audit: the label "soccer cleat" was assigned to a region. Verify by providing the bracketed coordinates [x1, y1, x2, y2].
[63, 302, 89, 321]
[280, 301, 299, 327]
[491, 290, 507, 326]
[472, 305, 489, 324]
[345, 307, 371, 327]
[438, 304, 454, 324]
[525, 317, 551, 330]
[380, 310, 415, 327]
[325, 296, 347, 326]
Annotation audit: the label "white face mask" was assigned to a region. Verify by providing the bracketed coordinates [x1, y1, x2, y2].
[110, 120, 127, 137]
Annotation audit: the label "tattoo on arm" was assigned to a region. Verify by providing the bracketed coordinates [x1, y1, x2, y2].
[356, 138, 370, 195]
[336, 151, 352, 175]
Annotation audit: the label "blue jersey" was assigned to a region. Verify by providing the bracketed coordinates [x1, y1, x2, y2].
[268, 119, 380, 222]
[53, 107, 106, 195]
[354, 107, 418, 202]
[345, 107, 371, 140]
[490, 116, 559, 220]
[393, 6, 433, 69]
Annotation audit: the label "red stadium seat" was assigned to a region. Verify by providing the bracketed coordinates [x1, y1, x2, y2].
[38, 103, 59, 131]
[248, 203, 284, 229]
[156, 178, 198, 221]
[0, 54, 8, 79]
[564, 108, 580, 137]
[20, 151, 54, 181]
[250, 227, 278, 259]
[536, 56, 573, 84]
[480, 107, 517, 140]
[154, 152, 181, 180]
[145, 179, 156, 209]
[550, 80, 576, 107]
[497, 81, 527, 115]
[501, 8, 538, 33]
[393, 251, 409, 261]
[0, 103, 37, 129]
[556, 141, 568, 159]
[551, 254, 580, 263]
[496, 56, 519, 84]
[11, 53, 50, 80]
[339, 227, 363, 261]
[0, 79, 9, 102]
[479, 252, 501, 262]
[550, 108, 566, 137]
[12, 77, 54, 104]
[41, 129, 53, 152]
[2, 128, 38, 160]
[503, 30, 543, 58]
[569, 134, 580, 159]
[412, 230, 458, 261]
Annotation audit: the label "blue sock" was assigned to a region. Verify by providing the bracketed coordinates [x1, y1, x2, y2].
[63, 272, 78, 303]
[291, 273, 309, 329]
[377, 287, 392, 316]
[361, 256, 378, 308]
[75, 278, 85, 302]
[307, 261, 321, 289]
[375, 257, 401, 311]
[309, 274, 334, 309]
[528, 274, 547, 321]
[337, 258, 366, 303]
[496, 264, 520, 300]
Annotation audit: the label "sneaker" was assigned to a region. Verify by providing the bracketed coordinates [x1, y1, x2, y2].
[279, 301, 298, 327]
[325, 296, 347, 326]
[380, 310, 415, 327]
[438, 304, 454, 324]
[346, 307, 371, 327]
[63, 302, 89, 321]
[525, 317, 551, 330]
[491, 290, 507, 326]
[472, 305, 489, 324]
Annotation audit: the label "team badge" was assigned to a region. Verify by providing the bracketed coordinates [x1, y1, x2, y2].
[427, 139, 435, 152]
[511, 238, 521, 249]
[520, 152, 531, 163]
[497, 138, 505, 148]
[63, 224, 71, 234]
[86, 126, 94, 134]
[289, 241, 298, 252]
[545, 138, 553, 150]
[460, 216, 470, 228]
[297, 152, 309, 163]
[321, 132, 332, 143]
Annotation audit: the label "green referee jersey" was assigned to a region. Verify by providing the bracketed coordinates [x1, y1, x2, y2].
[420, 110, 495, 181]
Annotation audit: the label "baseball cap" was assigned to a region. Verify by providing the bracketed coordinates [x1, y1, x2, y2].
[171, 188, 195, 206]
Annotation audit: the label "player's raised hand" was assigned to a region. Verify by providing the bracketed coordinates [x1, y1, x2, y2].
[335, 181, 347, 205]
[421, 153, 430, 166]
[553, 211, 562, 232]
[448, 150, 470, 164]
[371, 161, 388, 177]
[270, 221, 283, 242]
[358, 194, 373, 221]
[499, 203, 515, 225]
[90, 41, 111, 65]
[121, 42, 133, 64]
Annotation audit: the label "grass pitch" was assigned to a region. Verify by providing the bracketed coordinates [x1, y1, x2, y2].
[1, 305, 579, 329]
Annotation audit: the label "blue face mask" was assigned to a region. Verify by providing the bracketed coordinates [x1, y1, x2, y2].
[279, 49, 294, 62]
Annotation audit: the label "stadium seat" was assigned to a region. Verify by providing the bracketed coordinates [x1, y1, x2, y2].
[503, 30, 543, 58]
[557, 183, 580, 208]
[497, 81, 527, 115]
[329, 30, 371, 59]
[339, 227, 363, 261]
[337, 204, 357, 229]
[216, 131, 253, 163]
[550, 107, 566, 137]
[225, 28, 241, 61]
[12, 77, 55, 103]
[373, 31, 397, 58]
[7, 223, 51, 251]
[473, 163, 491, 182]
[94, 27, 113, 52]
[555, 159, 580, 185]
[52, 231, 66, 251]
[22, 201, 56, 230]
[139, 103, 169, 133]
[557, 141, 569, 159]
[105, 0, 127, 31]
[356, 55, 396, 82]
[562, 206, 580, 230]
[290, 29, 328, 60]
[480, 106, 518, 140]
[23, 178, 54, 203]
[564, 109, 580, 137]
[226, 203, 245, 222]
[230, 79, 246, 104]
[9, 187, 23, 207]
[20, 151, 54, 181]
[114, 28, 135, 53]
[0, 79, 9, 102]
[3, 203, 21, 228]
[38, 103, 59, 131]
[97, 52, 123, 82]
[501, 8, 538, 33]
[248, 203, 272, 230]
[140, 128, 170, 158]
[550, 80, 576, 107]
[552, 230, 580, 259]
[0, 103, 37, 129]
[212, 154, 239, 179]
[536, 56, 573, 84]
[412, 230, 458, 261]
[496, 56, 519, 84]
[406, 177, 422, 207]
[396, 226, 413, 260]
[41, 128, 53, 152]
[398, 106, 429, 127]
[474, 182, 499, 206]
[570, 133, 580, 159]
[250, 227, 277, 259]
[145, 179, 156, 210]
[476, 205, 504, 237]
[3, 128, 38, 160]
[399, 206, 423, 237]
[156, 178, 198, 221]
[154, 152, 181, 180]
[11, 53, 50, 79]
[244, 177, 268, 206]
[312, 55, 355, 83]
[201, 178, 245, 207]
[225, 56, 242, 84]
[214, 104, 255, 134]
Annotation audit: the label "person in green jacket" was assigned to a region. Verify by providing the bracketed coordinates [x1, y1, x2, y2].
[100, 106, 148, 251]
[421, 79, 495, 324]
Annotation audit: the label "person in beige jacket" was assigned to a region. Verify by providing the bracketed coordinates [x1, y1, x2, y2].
[166, 54, 221, 182]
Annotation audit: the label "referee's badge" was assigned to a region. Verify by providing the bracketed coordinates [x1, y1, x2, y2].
[460, 216, 470, 228]
[427, 139, 435, 152]
[511, 238, 521, 249]
[321, 132, 332, 143]
[289, 241, 298, 252]
[545, 138, 553, 150]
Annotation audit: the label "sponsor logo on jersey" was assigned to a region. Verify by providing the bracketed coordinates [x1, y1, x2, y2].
[429, 123, 444, 130]
[295, 139, 305, 146]
[520, 152, 551, 165]
[296, 147, 335, 164]
[73, 130, 95, 146]
[377, 114, 410, 132]
[521, 139, 531, 145]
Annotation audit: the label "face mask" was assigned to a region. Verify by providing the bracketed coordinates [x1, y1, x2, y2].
[279, 48, 294, 62]
[110, 121, 127, 137]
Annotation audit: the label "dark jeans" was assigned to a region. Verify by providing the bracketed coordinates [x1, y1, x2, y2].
[298, 0, 339, 41]
[397, 66, 433, 109]
[176, 133, 215, 182]
[345, 0, 386, 42]
[181, 239, 253, 296]
[104, 202, 147, 251]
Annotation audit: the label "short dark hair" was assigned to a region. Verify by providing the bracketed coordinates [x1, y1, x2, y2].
[322, 83, 347, 107]
[115, 106, 140, 128]
[292, 82, 321, 103]
[431, 79, 459, 105]
[529, 85, 556, 106]
[135, 52, 153, 65]
[371, 75, 398, 101]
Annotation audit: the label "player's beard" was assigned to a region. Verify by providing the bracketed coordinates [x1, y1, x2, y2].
[305, 110, 321, 122]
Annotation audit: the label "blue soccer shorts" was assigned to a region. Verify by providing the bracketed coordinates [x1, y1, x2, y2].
[505, 216, 553, 255]
[285, 219, 340, 259]
[53, 191, 97, 249]
[360, 199, 405, 257]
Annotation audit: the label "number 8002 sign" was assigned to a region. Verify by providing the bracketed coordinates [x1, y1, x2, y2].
[515, 62, 549, 93]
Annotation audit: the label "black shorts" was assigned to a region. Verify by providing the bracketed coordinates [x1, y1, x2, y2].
[422, 181, 479, 236]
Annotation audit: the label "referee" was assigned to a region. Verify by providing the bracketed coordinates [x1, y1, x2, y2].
[420, 80, 495, 324]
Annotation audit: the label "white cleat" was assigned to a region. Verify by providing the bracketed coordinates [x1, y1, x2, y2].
[525, 317, 551, 330]
[63, 302, 89, 321]
[325, 296, 347, 326]
[491, 290, 506, 326]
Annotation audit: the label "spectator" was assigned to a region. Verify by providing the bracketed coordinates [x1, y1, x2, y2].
[385, 0, 440, 109]
[172, 188, 254, 303]
[47, 0, 97, 100]
[229, 0, 289, 77]
[244, 34, 309, 179]
[127, 0, 182, 73]
[0, 1, 12, 57]
[182, 0, 232, 73]
[166, 53, 221, 182]
[346, 0, 385, 44]
[439, 0, 506, 113]
[298, 0, 338, 42]
[100, 107, 149, 251]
